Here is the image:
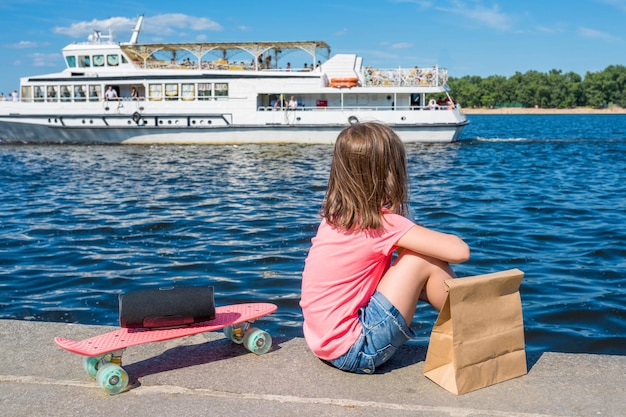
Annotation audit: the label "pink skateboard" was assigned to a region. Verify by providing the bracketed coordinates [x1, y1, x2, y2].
[55, 303, 277, 395]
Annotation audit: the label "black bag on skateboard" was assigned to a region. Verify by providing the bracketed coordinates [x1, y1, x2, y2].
[119, 286, 215, 329]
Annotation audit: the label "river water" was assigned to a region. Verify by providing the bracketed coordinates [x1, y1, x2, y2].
[1, 114, 624, 354]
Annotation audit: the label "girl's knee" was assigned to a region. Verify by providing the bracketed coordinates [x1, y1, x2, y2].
[393, 250, 455, 311]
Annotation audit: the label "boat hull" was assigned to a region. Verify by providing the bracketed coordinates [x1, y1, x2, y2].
[0, 110, 468, 144]
[0, 119, 467, 145]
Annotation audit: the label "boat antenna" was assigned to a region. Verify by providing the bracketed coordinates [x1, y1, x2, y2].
[88, 29, 111, 44]
[129, 15, 144, 45]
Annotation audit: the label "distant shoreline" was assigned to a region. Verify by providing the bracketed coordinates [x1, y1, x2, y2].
[461, 106, 626, 115]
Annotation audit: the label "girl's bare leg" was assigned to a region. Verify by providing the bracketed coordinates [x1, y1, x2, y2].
[376, 250, 456, 325]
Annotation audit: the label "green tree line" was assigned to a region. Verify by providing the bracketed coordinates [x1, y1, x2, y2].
[448, 65, 626, 109]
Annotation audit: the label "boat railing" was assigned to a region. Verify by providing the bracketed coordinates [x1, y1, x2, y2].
[257, 103, 459, 112]
[140, 61, 254, 70]
[362, 66, 447, 88]
[137, 60, 320, 72]
[129, 59, 446, 87]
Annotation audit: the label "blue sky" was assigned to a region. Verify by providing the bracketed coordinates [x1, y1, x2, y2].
[1, 0, 625, 94]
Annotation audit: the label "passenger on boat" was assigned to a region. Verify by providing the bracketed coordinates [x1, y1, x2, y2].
[131, 87, 138, 100]
[273, 96, 285, 110]
[105, 86, 118, 101]
[288, 96, 298, 110]
[428, 99, 437, 110]
[216, 58, 228, 69]
[47, 88, 57, 102]
[410, 93, 420, 109]
[61, 87, 71, 102]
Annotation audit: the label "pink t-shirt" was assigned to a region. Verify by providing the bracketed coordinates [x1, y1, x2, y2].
[300, 213, 415, 360]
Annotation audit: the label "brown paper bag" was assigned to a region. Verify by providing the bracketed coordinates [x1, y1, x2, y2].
[423, 268, 527, 395]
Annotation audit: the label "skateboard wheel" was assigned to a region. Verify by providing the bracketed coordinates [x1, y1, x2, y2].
[83, 356, 100, 378]
[83, 354, 110, 378]
[223, 326, 244, 344]
[243, 328, 272, 355]
[82, 356, 103, 379]
[96, 363, 129, 395]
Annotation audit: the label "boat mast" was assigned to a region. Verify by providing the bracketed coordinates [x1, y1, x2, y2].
[129, 15, 144, 45]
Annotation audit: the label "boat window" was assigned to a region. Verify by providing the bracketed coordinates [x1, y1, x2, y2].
[107, 55, 119, 66]
[60, 86, 71, 102]
[21, 86, 32, 102]
[198, 83, 212, 100]
[165, 83, 178, 100]
[78, 55, 91, 68]
[93, 55, 105, 67]
[121, 55, 128, 64]
[89, 85, 101, 101]
[47, 86, 58, 102]
[215, 83, 228, 98]
[74, 85, 87, 102]
[34, 86, 44, 102]
[182, 84, 195, 101]
[66, 56, 76, 68]
[149, 84, 163, 101]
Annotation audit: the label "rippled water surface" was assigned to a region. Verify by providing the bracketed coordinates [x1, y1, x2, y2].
[1, 114, 625, 354]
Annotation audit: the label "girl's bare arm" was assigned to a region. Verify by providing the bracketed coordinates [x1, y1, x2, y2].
[396, 225, 470, 264]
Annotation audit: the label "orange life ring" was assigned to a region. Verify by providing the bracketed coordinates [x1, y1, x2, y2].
[330, 77, 359, 88]
[331, 82, 357, 88]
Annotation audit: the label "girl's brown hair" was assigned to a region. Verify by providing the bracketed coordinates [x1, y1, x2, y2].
[322, 122, 408, 230]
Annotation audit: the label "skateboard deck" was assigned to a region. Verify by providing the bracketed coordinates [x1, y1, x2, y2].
[55, 302, 277, 395]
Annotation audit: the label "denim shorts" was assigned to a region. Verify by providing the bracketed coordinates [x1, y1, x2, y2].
[328, 291, 416, 374]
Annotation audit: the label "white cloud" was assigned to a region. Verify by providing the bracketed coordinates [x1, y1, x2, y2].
[366, 49, 400, 60]
[598, 0, 626, 13]
[52, 14, 222, 40]
[146, 14, 222, 33]
[7, 40, 49, 49]
[390, 42, 413, 49]
[437, 1, 514, 31]
[535, 25, 559, 34]
[578, 27, 619, 41]
[53, 17, 137, 38]
[388, 0, 433, 7]
[30, 52, 61, 67]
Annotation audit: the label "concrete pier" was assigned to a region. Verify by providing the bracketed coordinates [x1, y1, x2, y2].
[1, 319, 624, 416]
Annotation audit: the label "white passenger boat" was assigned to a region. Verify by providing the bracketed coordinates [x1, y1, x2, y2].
[0, 16, 468, 145]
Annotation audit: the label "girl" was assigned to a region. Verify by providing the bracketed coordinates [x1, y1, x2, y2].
[300, 122, 470, 374]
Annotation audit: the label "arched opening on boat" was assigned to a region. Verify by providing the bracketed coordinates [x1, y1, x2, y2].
[120, 41, 330, 71]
